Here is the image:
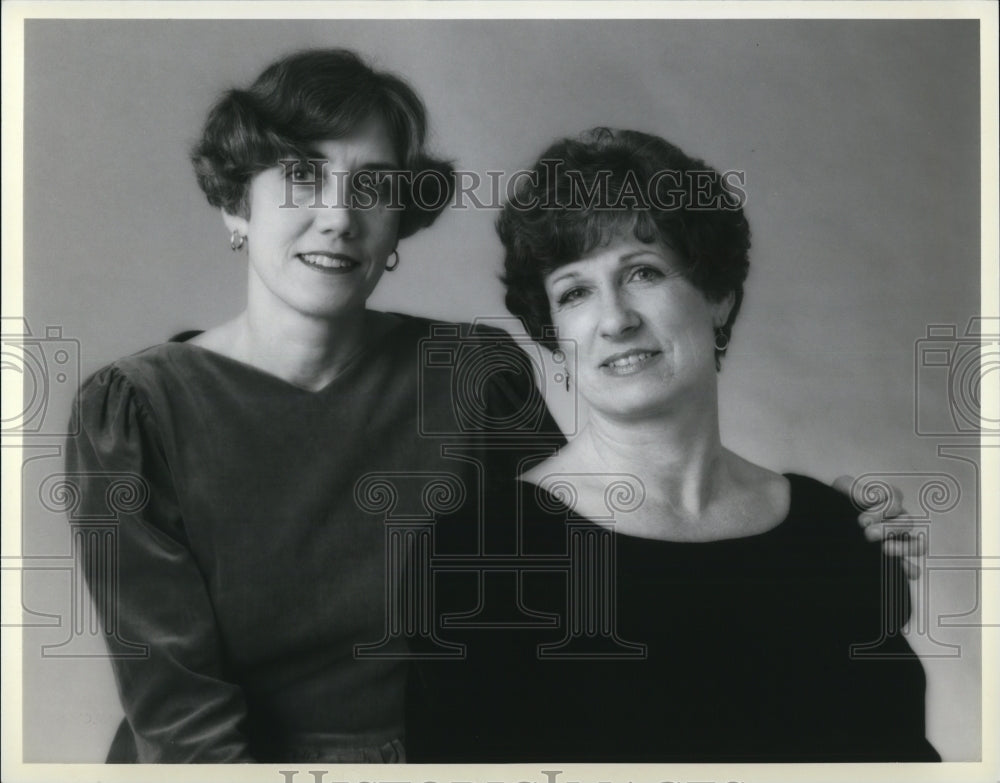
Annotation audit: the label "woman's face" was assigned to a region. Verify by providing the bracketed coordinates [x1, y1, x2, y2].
[544, 234, 733, 421]
[224, 115, 401, 321]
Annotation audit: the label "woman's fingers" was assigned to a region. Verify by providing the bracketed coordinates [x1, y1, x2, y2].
[899, 557, 922, 580]
[876, 533, 927, 557]
[866, 521, 925, 582]
[834, 474, 925, 581]
[835, 473, 910, 529]
[831, 474, 855, 497]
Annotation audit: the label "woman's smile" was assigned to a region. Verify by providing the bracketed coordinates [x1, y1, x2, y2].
[599, 348, 663, 376]
[296, 251, 362, 274]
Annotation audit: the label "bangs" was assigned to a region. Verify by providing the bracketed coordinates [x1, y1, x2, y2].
[256, 71, 425, 170]
[530, 208, 677, 278]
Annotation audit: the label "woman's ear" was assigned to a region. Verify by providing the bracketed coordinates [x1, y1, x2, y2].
[712, 291, 737, 328]
[221, 208, 249, 239]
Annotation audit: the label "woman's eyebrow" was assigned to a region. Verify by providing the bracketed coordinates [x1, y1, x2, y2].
[296, 146, 327, 162]
[295, 148, 398, 170]
[547, 269, 582, 287]
[618, 249, 663, 263]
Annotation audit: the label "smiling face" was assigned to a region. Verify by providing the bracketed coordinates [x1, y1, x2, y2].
[545, 235, 734, 421]
[223, 115, 401, 322]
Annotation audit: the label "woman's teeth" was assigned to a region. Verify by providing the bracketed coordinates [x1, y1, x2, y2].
[299, 254, 356, 269]
[608, 352, 654, 369]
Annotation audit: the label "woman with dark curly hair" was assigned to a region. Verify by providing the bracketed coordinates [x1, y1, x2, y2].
[407, 128, 939, 762]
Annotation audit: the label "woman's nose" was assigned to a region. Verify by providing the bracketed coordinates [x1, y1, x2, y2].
[312, 175, 356, 236]
[598, 289, 640, 338]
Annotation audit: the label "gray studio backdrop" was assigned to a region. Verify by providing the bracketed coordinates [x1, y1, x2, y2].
[19, 19, 981, 761]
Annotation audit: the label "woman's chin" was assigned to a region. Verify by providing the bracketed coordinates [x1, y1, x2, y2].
[585, 380, 717, 424]
[587, 393, 674, 422]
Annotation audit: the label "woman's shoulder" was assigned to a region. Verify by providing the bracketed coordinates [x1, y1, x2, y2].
[76, 338, 216, 422]
[67, 342, 201, 456]
[781, 472, 915, 636]
[518, 447, 567, 487]
[784, 473, 862, 523]
[84, 340, 201, 389]
[777, 472, 877, 557]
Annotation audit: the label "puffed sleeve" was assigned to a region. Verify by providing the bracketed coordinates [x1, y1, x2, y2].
[64, 365, 254, 762]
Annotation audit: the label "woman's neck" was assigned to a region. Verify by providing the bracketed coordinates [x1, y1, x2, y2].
[229, 306, 371, 391]
[537, 402, 789, 542]
[574, 400, 728, 517]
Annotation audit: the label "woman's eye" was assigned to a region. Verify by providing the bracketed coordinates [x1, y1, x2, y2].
[556, 287, 588, 307]
[285, 162, 316, 183]
[629, 265, 664, 283]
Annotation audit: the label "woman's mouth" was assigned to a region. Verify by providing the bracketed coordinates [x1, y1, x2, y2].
[600, 350, 661, 376]
[297, 253, 360, 273]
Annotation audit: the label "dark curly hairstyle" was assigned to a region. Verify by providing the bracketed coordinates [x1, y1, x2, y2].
[191, 48, 453, 239]
[498, 128, 750, 368]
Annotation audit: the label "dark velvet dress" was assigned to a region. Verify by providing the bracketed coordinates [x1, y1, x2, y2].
[407, 474, 940, 762]
[64, 313, 564, 762]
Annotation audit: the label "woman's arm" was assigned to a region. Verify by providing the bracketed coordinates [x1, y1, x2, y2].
[65, 366, 254, 762]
